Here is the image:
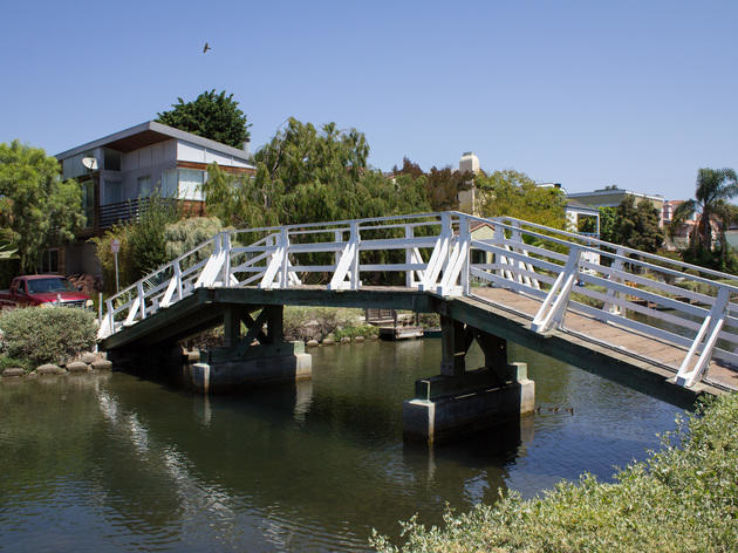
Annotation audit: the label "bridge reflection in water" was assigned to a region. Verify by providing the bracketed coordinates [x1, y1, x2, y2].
[0, 341, 682, 553]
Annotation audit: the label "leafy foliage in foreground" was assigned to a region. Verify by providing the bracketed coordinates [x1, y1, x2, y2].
[372, 393, 738, 553]
[0, 307, 96, 367]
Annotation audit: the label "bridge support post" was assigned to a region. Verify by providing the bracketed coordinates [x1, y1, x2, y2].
[187, 304, 311, 393]
[403, 323, 535, 445]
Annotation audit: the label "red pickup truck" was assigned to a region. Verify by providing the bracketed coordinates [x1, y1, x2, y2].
[0, 275, 92, 309]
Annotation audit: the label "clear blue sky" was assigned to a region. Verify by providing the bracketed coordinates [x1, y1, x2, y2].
[1, 0, 736, 200]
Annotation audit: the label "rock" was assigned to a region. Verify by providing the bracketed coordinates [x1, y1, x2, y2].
[368, 334, 379, 341]
[306, 340, 319, 348]
[322, 338, 335, 346]
[80, 352, 98, 364]
[36, 364, 65, 375]
[353, 336, 365, 343]
[2, 368, 25, 378]
[67, 361, 89, 373]
[340, 336, 351, 344]
[92, 360, 113, 371]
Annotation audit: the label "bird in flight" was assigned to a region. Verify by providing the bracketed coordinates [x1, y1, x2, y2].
[203, 42, 212, 54]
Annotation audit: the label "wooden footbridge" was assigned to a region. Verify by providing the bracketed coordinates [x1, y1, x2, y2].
[99, 211, 738, 400]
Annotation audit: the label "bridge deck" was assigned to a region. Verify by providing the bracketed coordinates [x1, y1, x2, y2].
[101, 284, 734, 403]
[471, 287, 738, 393]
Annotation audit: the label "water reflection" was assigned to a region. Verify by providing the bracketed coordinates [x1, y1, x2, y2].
[0, 340, 682, 552]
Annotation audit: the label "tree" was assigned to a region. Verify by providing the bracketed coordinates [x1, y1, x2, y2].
[476, 170, 567, 228]
[203, 117, 431, 229]
[0, 140, 85, 273]
[91, 193, 178, 294]
[157, 90, 251, 148]
[613, 196, 663, 253]
[393, 158, 473, 212]
[578, 206, 617, 242]
[671, 168, 738, 267]
[127, 193, 179, 277]
[598, 206, 617, 243]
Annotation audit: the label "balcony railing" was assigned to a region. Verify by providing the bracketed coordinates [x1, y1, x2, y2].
[97, 198, 181, 230]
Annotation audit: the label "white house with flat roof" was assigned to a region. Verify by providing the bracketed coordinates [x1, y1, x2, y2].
[54, 121, 256, 275]
[567, 187, 665, 226]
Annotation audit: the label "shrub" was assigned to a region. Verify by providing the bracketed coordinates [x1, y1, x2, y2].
[283, 307, 364, 341]
[0, 307, 96, 366]
[334, 324, 378, 339]
[164, 216, 223, 265]
[0, 355, 32, 372]
[372, 393, 738, 553]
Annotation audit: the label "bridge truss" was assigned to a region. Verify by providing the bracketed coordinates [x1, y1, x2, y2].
[98, 211, 738, 389]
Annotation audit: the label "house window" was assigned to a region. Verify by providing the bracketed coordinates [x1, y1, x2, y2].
[178, 169, 205, 201]
[137, 175, 152, 198]
[161, 169, 178, 198]
[103, 149, 121, 171]
[103, 179, 123, 204]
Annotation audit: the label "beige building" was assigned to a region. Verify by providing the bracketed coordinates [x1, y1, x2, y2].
[567, 187, 665, 226]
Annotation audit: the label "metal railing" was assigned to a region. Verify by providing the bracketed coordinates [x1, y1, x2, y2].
[98, 211, 738, 389]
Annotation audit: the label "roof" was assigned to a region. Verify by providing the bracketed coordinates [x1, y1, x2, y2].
[55, 120, 253, 163]
[566, 199, 600, 215]
[568, 189, 663, 201]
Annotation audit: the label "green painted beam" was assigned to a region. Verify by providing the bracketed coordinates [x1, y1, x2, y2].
[100, 285, 720, 405]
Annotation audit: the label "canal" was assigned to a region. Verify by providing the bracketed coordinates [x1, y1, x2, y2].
[0, 340, 682, 552]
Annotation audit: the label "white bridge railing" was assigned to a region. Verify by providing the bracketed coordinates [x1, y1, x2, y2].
[98, 211, 738, 388]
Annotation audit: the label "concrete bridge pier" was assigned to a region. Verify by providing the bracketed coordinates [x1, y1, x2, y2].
[186, 304, 311, 393]
[403, 316, 535, 445]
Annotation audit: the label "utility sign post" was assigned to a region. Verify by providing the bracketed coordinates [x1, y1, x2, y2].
[111, 239, 121, 293]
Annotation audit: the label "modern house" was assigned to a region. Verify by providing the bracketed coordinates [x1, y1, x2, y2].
[567, 187, 665, 226]
[54, 121, 256, 275]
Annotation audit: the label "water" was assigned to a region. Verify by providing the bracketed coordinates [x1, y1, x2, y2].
[0, 340, 683, 552]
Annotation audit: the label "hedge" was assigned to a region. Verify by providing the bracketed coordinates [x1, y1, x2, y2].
[0, 306, 96, 368]
[372, 393, 738, 553]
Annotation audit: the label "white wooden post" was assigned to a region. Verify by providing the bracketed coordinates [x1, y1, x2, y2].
[137, 281, 146, 320]
[405, 225, 414, 288]
[222, 232, 232, 287]
[421, 213, 452, 291]
[328, 221, 359, 290]
[603, 247, 625, 316]
[279, 228, 290, 288]
[460, 215, 471, 295]
[675, 287, 731, 387]
[531, 246, 582, 333]
[106, 298, 114, 336]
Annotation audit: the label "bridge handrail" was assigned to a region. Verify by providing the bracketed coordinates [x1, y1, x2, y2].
[466, 212, 738, 286]
[481, 217, 738, 296]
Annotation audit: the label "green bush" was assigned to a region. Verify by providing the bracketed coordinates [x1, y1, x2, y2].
[164, 216, 223, 265]
[283, 307, 364, 341]
[334, 324, 378, 339]
[372, 393, 738, 553]
[0, 307, 96, 366]
[0, 355, 32, 372]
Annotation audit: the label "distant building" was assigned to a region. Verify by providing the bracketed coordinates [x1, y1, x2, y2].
[457, 152, 480, 215]
[567, 187, 665, 226]
[55, 121, 256, 275]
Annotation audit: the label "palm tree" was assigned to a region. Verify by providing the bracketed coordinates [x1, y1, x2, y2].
[671, 168, 738, 264]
